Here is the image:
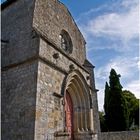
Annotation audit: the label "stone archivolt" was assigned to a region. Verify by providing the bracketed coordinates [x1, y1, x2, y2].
[64, 70, 93, 133]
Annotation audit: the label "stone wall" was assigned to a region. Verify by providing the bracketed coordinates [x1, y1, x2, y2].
[100, 131, 139, 140]
[34, 61, 65, 140]
[38, 37, 90, 82]
[84, 60, 101, 134]
[54, 133, 98, 140]
[1, 1, 39, 139]
[33, 0, 86, 65]
[1, 0, 38, 68]
[1, 61, 38, 140]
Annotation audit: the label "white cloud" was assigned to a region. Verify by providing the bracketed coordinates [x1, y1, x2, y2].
[124, 80, 140, 99]
[76, 4, 109, 23]
[96, 82, 105, 111]
[87, 7, 138, 41]
[78, 0, 139, 52]
[94, 74, 107, 111]
[96, 56, 139, 80]
[138, 60, 140, 70]
[121, 0, 139, 9]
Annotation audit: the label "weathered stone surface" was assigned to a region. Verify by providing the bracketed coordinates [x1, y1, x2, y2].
[2, 61, 38, 140]
[38, 37, 90, 83]
[1, 0, 38, 68]
[100, 131, 139, 140]
[33, 0, 86, 65]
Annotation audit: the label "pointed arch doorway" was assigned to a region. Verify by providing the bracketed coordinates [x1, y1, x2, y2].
[63, 70, 92, 140]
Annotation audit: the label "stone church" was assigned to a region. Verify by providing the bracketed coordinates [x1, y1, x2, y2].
[1, 0, 100, 139]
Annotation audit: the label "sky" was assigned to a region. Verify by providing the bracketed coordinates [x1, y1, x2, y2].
[1, 0, 139, 111]
[60, 0, 140, 111]
[1, 0, 5, 3]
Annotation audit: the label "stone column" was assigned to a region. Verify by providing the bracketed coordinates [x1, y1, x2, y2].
[90, 108, 94, 131]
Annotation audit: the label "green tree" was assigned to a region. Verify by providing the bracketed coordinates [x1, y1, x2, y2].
[122, 90, 139, 130]
[99, 111, 108, 132]
[104, 82, 110, 115]
[104, 69, 129, 131]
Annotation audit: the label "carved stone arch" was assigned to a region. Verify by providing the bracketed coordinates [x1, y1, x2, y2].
[73, 74, 90, 109]
[67, 70, 91, 106]
[62, 70, 92, 139]
[61, 70, 92, 109]
[71, 70, 92, 130]
[67, 85, 81, 132]
[69, 79, 85, 131]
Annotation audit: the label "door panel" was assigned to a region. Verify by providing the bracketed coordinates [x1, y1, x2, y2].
[65, 91, 74, 140]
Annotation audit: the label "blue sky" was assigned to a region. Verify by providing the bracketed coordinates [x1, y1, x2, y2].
[60, 0, 139, 110]
[1, 0, 139, 111]
[1, 0, 5, 3]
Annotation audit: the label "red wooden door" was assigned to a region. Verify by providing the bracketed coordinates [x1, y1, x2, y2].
[65, 91, 74, 140]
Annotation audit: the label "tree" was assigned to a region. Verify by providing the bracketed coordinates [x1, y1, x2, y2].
[99, 111, 108, 132]
[103, 82, 110, 131]
[122, 90, 139, 130]
[104, 69, 129, 131]
[104, 82, 110, 116]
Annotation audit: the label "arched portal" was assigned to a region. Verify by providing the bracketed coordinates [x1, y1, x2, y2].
[63, 70, 92, 139]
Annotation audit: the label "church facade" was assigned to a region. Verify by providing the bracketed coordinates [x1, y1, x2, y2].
[1, 0, 100, 139]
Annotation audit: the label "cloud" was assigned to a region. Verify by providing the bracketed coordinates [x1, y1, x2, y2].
[124, 80, 140, 99]
[96, 82, 105, 111]
[78, 0, 139, 52]
[96, 56, 139, 80]
[87, 8, 138, 40]
[76, 4, 109, 23]
[138, 60, 140, 70]
[121, 0, 139, 9]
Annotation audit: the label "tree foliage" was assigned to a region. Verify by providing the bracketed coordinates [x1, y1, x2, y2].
[99, 68, 139, 132]
[104, 69, 129, 131]
[104, 82, 110, 115]
[122, 90, 139, 130]
[99, 111, 108, 132]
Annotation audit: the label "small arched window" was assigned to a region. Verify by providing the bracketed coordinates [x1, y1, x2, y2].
[59, 30, 73, 54]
